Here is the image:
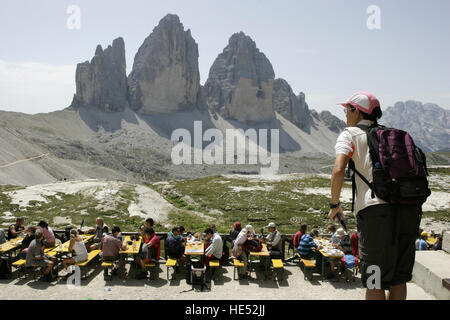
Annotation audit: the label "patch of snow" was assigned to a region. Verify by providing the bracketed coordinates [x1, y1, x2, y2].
[230, 185, 275, 192]
[127, 185, 174, 221]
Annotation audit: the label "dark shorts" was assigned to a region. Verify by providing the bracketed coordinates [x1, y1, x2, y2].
[357, 204, 421, 290]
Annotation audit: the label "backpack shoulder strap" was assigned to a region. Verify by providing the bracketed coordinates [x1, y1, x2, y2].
[348, 123, 382, 210]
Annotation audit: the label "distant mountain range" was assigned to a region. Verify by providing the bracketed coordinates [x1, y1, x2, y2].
[0, 13, 447, 186]
[0, 14, 344, 186]
[381, 101, 450, 152]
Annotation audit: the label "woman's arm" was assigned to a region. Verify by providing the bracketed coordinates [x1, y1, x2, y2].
[68, 238, 75, 251]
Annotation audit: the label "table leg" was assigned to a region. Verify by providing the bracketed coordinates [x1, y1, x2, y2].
[322, 256, 325, 281]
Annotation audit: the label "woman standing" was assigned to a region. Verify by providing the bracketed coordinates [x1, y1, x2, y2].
[232, 225, 254, 279]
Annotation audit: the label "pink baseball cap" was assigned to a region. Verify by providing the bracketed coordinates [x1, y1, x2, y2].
[338, 91, 380, 115]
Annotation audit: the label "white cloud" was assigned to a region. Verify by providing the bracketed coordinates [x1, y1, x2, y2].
[0, 60, 76, 114]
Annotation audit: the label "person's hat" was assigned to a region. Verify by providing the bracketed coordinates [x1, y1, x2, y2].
[266, 222, 276, 228]
[245, 225, 254, 234]
[338, 91, 380, 115]
[336, 228, 347, 237]
[421, 231, 429, 237]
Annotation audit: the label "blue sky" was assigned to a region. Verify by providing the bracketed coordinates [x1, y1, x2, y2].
[0, 0, 449, 118]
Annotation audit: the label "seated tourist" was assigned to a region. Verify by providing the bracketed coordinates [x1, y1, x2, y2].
[262, 222, 282, 258]
[295, 224, 307, 254]
[136, 227, 160, 279]
[209, 224, 218, 234]
[328, 228, 350, 276]
[20, 225, 37, 259]
[62, 229, 89, 273]
[165, 227, 186, 265]
[100, 226, 126, 278]
[25, 228, 58, 281]
[328, 224, 339, 245]
[432, 235, 443, 251]
[139, 224, 146, 238]
[232, 225, 254, 280]
[335, 228, 352, 254]
[145, 218, 154, 228]
[230, 222, 242, 248]
[351, 232, 359, 257]
[418, 232, 429, 251]
[38, 220, 56, 248]
[88, 217, 109, 251]
[298, 229, 324, 274]
[8, 217, 25, 240]
[204, 228, 223, 266]
[0, 228, 6, 244]
[415, 228, 424, 250]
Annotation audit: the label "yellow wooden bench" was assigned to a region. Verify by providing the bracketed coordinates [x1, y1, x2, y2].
[209, 260, 221, 281]
[301, 258, 316, 280]
[233, 259, 245, 280]
[13, 251, 57, 279]
[166, 258, 177, 280]
[101, 261, 114, 267]
[271, 259, 284, 281]
[101, 260, 119, 280]
[145, 262, 158, 280]
[76, 250, 101, 267]
[72, 250, 101, 279]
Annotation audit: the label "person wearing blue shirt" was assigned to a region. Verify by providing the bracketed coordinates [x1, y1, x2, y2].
[297, 228, 324, 274]
[418, 232, 429, 251]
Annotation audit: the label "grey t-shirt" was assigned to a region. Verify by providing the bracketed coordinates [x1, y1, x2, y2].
[0, 229, 6, 244]
[25, 239, 44, 267]
[93, 225, 109, 242]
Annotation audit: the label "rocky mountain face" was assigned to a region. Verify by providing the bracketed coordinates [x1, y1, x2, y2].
[310, 110, 346, 134]
[128, 14, 200, 114]
[0, 13, 360, 186]
[71, 37, 128, 112]
[381, 100, 450, 152]
[204, 32, 275, 123]
[272, 79, 312, 130]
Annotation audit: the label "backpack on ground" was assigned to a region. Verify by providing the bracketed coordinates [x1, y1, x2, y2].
[341, 254, 358, 269]
[0, 257, 12, 279]
[220, 242, 230, 265]
[349, 123, 431, 210]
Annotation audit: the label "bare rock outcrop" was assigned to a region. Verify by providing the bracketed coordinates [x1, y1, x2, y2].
[272, 78, 312, 130]
[71, 37, 128, 112]
[204, 32, 275, 123]
[128, 14, 200, 114]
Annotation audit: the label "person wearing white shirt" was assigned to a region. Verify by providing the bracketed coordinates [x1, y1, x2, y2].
[263, 222, 282, 258]
[204, 228, 223, 267]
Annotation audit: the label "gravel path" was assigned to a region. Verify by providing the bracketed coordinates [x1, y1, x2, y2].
[0, 264, 435, 300]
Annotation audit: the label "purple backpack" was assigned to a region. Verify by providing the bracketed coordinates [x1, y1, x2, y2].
[349, 124, 431, 207]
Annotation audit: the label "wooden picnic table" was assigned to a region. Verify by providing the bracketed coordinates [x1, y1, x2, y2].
[184, 242, 204, 256]
[118, 235, 143, 277]
[249, 243, 271, 279]
[50, 234, 94, 254]
[119, 235, 142, 255]
[319, 248, 344, 280]
[426, 237, 438, 246]
[0, 237, 24, 257]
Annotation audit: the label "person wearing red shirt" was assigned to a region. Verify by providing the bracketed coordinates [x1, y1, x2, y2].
[136, 227, 160, 279]
[351, 232, 359, 257]
[293, 224, 307, 250]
